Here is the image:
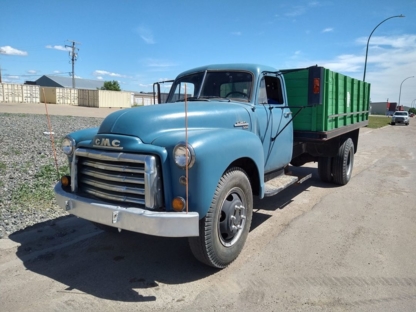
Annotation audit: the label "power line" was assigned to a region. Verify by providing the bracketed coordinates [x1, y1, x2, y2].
[65, 40, 80, 88]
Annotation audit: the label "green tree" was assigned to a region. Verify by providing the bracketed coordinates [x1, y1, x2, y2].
[409, 107, 416, 114]
[100, 80, 121, 91]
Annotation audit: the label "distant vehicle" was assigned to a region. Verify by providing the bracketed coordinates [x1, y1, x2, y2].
[409, 113, 415, 118]
[391, 111, 409, 125]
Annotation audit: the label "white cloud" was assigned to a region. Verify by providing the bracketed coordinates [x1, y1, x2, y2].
[290, 50, 302, 59]
[320, 54, 363, 73]
[7, 75, 20, 80]
[139, 83, 153, 87]
[96, 76, 103, 80]
[142, 59, 177, 71]
[322, 28, 333, 33]
[285, 2, 320, 17]
[357, 34, 416, 50]
[27, 70, 37, 74]
[308, 1, 320, 7]
[93, 70, 125, 78]
[0, 46, 28, 56]
[286, 6, 306, 17]
[137, 27, 155, 44]
[46, 45, 71, 52]
[231, 31, 242, 36]
[300, 34, 416, 104]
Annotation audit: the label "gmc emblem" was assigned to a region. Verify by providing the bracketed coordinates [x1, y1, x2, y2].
[93, 138, 123, 149]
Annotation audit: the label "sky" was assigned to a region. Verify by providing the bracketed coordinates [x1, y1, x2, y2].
[1, 0, 416, 106]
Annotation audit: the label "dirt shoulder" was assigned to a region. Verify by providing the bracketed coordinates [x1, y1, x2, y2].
[0, 102, 126, 118]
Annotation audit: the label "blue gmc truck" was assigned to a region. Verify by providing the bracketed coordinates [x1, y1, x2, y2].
[54, 64, 370, 268]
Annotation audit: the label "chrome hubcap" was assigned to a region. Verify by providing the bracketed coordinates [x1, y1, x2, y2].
[219, 189, 246, 247]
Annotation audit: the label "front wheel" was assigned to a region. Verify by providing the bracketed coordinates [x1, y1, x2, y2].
[188, 168, 253, 268]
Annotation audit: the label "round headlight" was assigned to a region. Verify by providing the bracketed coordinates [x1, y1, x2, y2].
[62, 137, 75, 155]
[173, 143, 195, 168]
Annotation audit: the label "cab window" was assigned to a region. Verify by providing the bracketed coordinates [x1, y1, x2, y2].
[258, 76, 283, 104]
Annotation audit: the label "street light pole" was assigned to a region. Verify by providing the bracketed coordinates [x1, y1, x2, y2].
[363, 14, 404, 82]
[398, 76, 414, 106]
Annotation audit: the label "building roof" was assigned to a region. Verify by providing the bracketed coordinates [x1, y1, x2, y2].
[35, 75, 105, 90]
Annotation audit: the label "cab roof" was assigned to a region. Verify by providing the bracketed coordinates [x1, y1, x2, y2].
[176, 63, 279, 80]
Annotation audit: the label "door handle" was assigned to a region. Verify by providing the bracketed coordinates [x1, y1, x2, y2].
[284, 111, 292, 118]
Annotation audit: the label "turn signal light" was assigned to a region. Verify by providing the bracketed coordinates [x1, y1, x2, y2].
[313, 78, 320, 94]
[61, 175, 71, 187]
[172, 197, 185, 212]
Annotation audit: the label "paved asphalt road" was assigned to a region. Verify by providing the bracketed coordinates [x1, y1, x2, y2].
[0, 104, 415, 311]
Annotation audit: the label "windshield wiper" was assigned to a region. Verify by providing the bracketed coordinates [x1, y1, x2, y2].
[175, 97, 210, 102]
[199, 96, 231, 102]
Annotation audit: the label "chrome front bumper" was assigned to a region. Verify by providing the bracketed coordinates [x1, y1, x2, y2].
[54, 183, 199, 237]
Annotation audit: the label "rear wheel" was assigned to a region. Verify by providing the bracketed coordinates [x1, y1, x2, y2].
[188, 168, 253, 268]
[318, 156, 333, 183]
[332, 138, 354, 185]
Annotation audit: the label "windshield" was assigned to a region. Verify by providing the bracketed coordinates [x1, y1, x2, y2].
[394, 112, 408, 116]
[166, 70, 253, 103]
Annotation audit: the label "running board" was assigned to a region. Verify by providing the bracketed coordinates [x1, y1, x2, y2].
[264, 173, 312, 197]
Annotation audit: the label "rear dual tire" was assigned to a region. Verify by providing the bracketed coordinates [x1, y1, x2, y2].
[318, 156, 333, 183]
[317, 138, 354, 186]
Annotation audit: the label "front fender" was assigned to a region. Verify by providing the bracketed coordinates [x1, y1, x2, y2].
[65, 127, 99, 163]
[69, 127, 99, 143]
[152, 129, 264, 218]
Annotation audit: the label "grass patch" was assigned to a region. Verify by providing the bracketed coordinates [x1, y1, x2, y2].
[10, 163, 69, 210]
[10, 148, 22, 156]
[368, 115, 391, 129]
[0, 161, 6, 173]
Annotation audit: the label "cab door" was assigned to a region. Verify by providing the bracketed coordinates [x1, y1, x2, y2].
[255, 74, 293, 173]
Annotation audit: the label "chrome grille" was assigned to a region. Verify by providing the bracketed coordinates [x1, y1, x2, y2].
[72, 148, 162, 209]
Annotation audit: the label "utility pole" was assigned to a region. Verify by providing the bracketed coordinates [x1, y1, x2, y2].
[65, 40, 80, 88]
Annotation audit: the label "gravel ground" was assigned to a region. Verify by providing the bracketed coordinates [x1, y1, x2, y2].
[0, 113, 103, 238]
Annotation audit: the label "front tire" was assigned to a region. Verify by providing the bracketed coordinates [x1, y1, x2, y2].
[332, 138, 354, 185]
[188, 168, 253, 268]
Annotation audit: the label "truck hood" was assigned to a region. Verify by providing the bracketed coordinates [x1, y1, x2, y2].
[98, 101, 252, 143]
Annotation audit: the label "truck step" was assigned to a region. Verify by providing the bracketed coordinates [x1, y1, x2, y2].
[264, 172, 313, 197]
[264, 174, 299, 197]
